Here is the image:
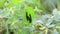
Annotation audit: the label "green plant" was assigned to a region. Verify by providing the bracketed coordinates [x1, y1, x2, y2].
[0, 0, 60, 34]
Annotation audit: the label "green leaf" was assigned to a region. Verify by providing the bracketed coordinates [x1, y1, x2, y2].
[23, 7, 34, 25]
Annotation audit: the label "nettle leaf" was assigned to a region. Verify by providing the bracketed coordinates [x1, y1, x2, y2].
[23, 7, 34, 25]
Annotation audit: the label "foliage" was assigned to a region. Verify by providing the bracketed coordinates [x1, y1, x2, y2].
[0, 0, 60, 34]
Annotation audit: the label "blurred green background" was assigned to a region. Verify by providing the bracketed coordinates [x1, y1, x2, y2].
[0, 0, 60, 34]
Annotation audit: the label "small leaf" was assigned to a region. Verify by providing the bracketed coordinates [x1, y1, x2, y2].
[23, 7, 34, 25]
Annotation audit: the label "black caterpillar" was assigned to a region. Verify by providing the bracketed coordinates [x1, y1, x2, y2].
[26, 12, 32, 23]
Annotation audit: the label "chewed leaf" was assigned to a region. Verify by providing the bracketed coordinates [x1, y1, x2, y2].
[24, 7, 34, 25]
